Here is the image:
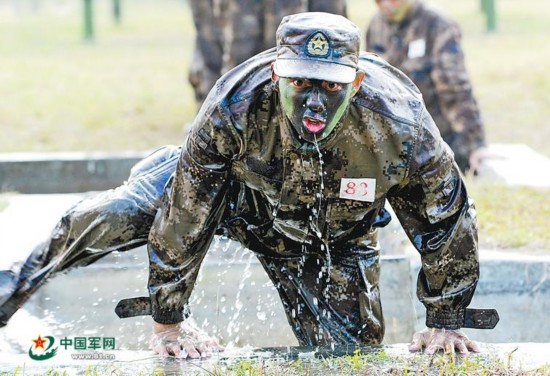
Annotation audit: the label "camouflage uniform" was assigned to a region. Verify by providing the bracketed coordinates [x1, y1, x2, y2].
[148, 48, 479, 345]
[366, 1, 486, 171]
[189, 0, 347, 104]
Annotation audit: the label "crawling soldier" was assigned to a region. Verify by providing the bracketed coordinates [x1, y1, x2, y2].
[0, 12, 497, 358]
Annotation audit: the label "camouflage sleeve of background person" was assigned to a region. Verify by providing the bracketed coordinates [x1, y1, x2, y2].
[387, 108, 480, 330]
[430, 16, 486, 167]
[146, 103, 240, 324]
[306, 0, 347, 16]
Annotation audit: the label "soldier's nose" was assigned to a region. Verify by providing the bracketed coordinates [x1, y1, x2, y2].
[306, 89, 324, 112]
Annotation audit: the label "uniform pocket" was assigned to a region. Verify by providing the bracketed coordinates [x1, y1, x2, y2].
[326, 199, 375, 242]
[327, 199, 371, 221]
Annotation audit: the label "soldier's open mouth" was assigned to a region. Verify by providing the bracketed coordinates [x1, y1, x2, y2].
[303, 116, 326, 134]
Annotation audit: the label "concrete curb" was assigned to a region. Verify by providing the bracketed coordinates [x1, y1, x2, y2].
[0, 151, 148, 193]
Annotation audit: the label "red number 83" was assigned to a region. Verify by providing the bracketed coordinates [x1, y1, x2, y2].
[345, 181, 368, 196]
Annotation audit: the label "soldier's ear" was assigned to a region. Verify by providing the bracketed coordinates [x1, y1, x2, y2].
[351, 70, 365, 95]
[271, 63, 280, 82]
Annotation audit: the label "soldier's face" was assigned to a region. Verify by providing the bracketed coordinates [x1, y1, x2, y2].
[276, 77, 356, 143]
[375, 0, 413, 22]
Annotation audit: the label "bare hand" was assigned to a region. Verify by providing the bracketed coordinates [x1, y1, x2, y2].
[151, 319, 224, 358]
[468, 147, 489, 174]
[409, 328, 480, 355]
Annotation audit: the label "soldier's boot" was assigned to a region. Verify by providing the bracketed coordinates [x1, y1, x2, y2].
[0, 271, 28, 328]
[0, 255, 52, 328]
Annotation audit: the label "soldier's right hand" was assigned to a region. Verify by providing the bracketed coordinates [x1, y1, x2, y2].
[151, 320, 224, 358]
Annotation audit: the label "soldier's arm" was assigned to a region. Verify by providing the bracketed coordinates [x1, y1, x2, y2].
[147, 105, 241, 326]
[388, 109, 479, 330]
[430, 19, 486, 162]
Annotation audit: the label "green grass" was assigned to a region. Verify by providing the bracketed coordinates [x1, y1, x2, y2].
[0, 0, 194, 152]
[467, 180, 550, 251]
[2, 349, 548, 375]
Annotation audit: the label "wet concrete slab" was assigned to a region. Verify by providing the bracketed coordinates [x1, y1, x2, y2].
[0, 193, 85, 269]
[1, 191, 549, 373]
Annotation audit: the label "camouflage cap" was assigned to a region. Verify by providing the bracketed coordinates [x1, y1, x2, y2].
[274, 12, 361, 84]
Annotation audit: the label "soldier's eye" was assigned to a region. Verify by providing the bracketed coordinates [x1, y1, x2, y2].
[291, 79, 310, 89]
[323, 81, 342, 92]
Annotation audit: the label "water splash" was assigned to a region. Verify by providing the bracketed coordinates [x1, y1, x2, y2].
[313, 135, 332, 298]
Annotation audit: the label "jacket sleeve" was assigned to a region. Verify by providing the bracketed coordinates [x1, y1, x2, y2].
[388, 109, 480, 330]
[147, 107, 241, 324]
[307, 0, 347, 17]
[430, 18, 486, 160]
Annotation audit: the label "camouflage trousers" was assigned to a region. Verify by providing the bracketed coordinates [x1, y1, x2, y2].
[0, 145, 385, 345]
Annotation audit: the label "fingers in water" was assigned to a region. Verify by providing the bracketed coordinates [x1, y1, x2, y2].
[155, 345, 170, 357]
[408, 335, 424, 352]
[466, 339, 481, 353]
[167, 342, 183, 357]
[425, 344, 438, 355]
[455, 341, 469, 354]
[181, 338, 201, 359]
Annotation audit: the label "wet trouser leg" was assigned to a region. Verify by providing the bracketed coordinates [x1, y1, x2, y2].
[0, 146, 180, 326]
[256, 240, 385, 346]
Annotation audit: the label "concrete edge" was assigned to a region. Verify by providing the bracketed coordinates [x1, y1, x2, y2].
[0, 151, 150, 193]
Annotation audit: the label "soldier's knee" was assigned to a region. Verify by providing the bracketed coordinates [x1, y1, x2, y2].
[129, 145, 180, 180]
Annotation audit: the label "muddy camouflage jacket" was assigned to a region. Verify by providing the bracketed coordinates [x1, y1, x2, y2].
[366, 1, 485, 170]
[148, 49, 480, 330]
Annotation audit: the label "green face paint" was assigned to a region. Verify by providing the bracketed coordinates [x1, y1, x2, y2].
[278, 77, 355, 143]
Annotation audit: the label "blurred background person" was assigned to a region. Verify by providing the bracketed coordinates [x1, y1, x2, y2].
[188, 0, 347, 107]
[365, 0, 486, 173]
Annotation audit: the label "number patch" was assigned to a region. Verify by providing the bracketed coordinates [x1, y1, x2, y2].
[339, 178, 376, 202]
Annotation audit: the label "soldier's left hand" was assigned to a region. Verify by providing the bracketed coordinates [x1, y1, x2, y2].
[151, 319, 224, 358]
[409, 327, 480, 354]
